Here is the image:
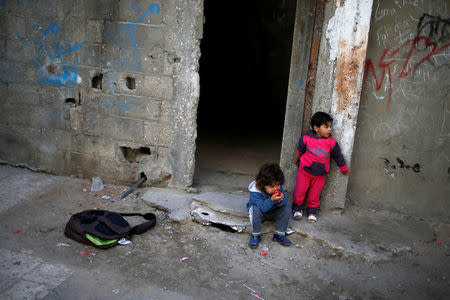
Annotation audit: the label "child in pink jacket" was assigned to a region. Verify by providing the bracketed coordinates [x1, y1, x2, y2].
[292, 112, 351, 223]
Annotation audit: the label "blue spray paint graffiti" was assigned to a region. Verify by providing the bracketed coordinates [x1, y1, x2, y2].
[16, 22, 83, 86]
[1, 0, 38, 9]
[106, 3, 160, 70]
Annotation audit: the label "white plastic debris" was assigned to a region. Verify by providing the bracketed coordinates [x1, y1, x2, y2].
[118, 238, 131, 245]
[91, 176, 105, 192]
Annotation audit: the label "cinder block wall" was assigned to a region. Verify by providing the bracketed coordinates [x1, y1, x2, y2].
[0, 0, 203, 187]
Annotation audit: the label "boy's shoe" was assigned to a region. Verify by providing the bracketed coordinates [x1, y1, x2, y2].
[249, 235, 261, 248]
[293, 210, 303, 220]
[272, 233, 291, 246]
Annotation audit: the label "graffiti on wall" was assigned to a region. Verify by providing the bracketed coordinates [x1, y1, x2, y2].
[416, 14, 450, 44]
[383, 157, 421, 173]
[106, 3, 161, 70]
[363, 35, 449, 111]
[16, 22, 83, 86]
[362, 14, 450, 111]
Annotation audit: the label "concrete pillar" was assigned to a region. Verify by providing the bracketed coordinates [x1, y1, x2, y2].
[280, 0, 316, 193]
[166, 0, 203, 188]
[312, 0, 373, 213]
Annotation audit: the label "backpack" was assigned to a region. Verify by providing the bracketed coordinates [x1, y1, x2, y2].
[64, 210, 156, 249]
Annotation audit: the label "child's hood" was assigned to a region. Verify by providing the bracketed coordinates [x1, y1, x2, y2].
[248, 180, 260, 193]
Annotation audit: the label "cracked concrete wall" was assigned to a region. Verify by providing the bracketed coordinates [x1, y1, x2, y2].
[0, 0, 202, 188]
[310, 0, 373, 213]
[347, 0, 450, 220]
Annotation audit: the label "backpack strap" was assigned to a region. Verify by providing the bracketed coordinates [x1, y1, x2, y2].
[120, 213, 156, 235]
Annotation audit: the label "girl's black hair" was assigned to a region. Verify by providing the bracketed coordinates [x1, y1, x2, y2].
[310, 111, 333, 130]
[255, 163, 285, 191]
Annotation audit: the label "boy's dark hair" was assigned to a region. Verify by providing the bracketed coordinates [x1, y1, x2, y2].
[255, 163, 285, 191]
[310, 111, 333, 130]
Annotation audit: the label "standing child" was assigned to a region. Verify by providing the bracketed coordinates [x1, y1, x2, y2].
[247, 163, 291, 248]
[292, 112, 351, 223]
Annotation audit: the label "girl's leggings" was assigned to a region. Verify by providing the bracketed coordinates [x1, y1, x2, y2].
[292, 168, 326, 212]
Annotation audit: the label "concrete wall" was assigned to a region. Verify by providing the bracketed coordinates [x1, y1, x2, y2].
[0, 0, 202, 187]
[347, 0, 450, 220]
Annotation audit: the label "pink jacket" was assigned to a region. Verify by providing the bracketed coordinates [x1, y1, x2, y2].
[297, 130, 348, 176]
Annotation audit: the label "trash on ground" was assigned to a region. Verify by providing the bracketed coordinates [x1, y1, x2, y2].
[12, 230, 21, 234]
[57, 242, 71, 247]
[286, 228, 294, 235]
[81, 250, 95, 256]
[260, 250, 268, 256]
[251, 293, 265, 300]
[117, 175, 146, 201]
[437, 239, 444, 245]
[178, 256, 189, 262]
[118, 238, 131, 245]
[243, 284, 257, 293]
[112, 289, 120, 294]
[101, 195, 111, 200]
[91, 176, 105, 192]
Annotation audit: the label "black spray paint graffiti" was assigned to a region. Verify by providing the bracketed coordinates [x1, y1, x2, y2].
[415, 14, 450, 70]
[416, 14, 450, 44]
[383, 158, 421, 173]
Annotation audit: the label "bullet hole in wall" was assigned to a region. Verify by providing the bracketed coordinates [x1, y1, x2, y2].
[120, 146, 151, 163]
[126, 76, 136, 90]
[65, 98, 76, 104]
[92, 73, 103, 90]
[47, 64, 56, 74]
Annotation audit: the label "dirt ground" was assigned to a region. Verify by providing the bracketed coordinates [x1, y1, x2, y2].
[0, 165, 449, 300]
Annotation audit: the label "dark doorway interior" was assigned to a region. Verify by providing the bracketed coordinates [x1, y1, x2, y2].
[195, 0, 296, 189]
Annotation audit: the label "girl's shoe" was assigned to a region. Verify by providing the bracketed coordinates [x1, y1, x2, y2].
[293, 210, 303, 220]
[308, 214, 317, 223]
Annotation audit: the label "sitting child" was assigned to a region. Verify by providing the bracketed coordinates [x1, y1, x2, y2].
[247, 163, 291, 248]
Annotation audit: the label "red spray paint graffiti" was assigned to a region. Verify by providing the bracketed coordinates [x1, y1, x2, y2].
[362, 35, 450, 110]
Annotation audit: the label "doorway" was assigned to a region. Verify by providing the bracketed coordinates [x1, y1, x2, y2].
[194, 0, 297, 189]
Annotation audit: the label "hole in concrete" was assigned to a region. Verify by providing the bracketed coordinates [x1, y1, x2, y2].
[120, 146, 151, 163]
[126, 76, 136, 90]
[210, 222, 237, 233]
[47, 64, 56, 74]
[92, 73, 103, 90]
[201, 212, 209, 216]
[65, 98, 76, 104]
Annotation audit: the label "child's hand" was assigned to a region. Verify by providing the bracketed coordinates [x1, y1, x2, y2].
[294, 152, 301, 167]
[342, 168, 351, 175]
[271, 193, 284, 203]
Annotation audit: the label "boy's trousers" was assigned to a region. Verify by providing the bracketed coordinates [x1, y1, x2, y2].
[249, 204, 290, 235]
[292, 167, 326, 211]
